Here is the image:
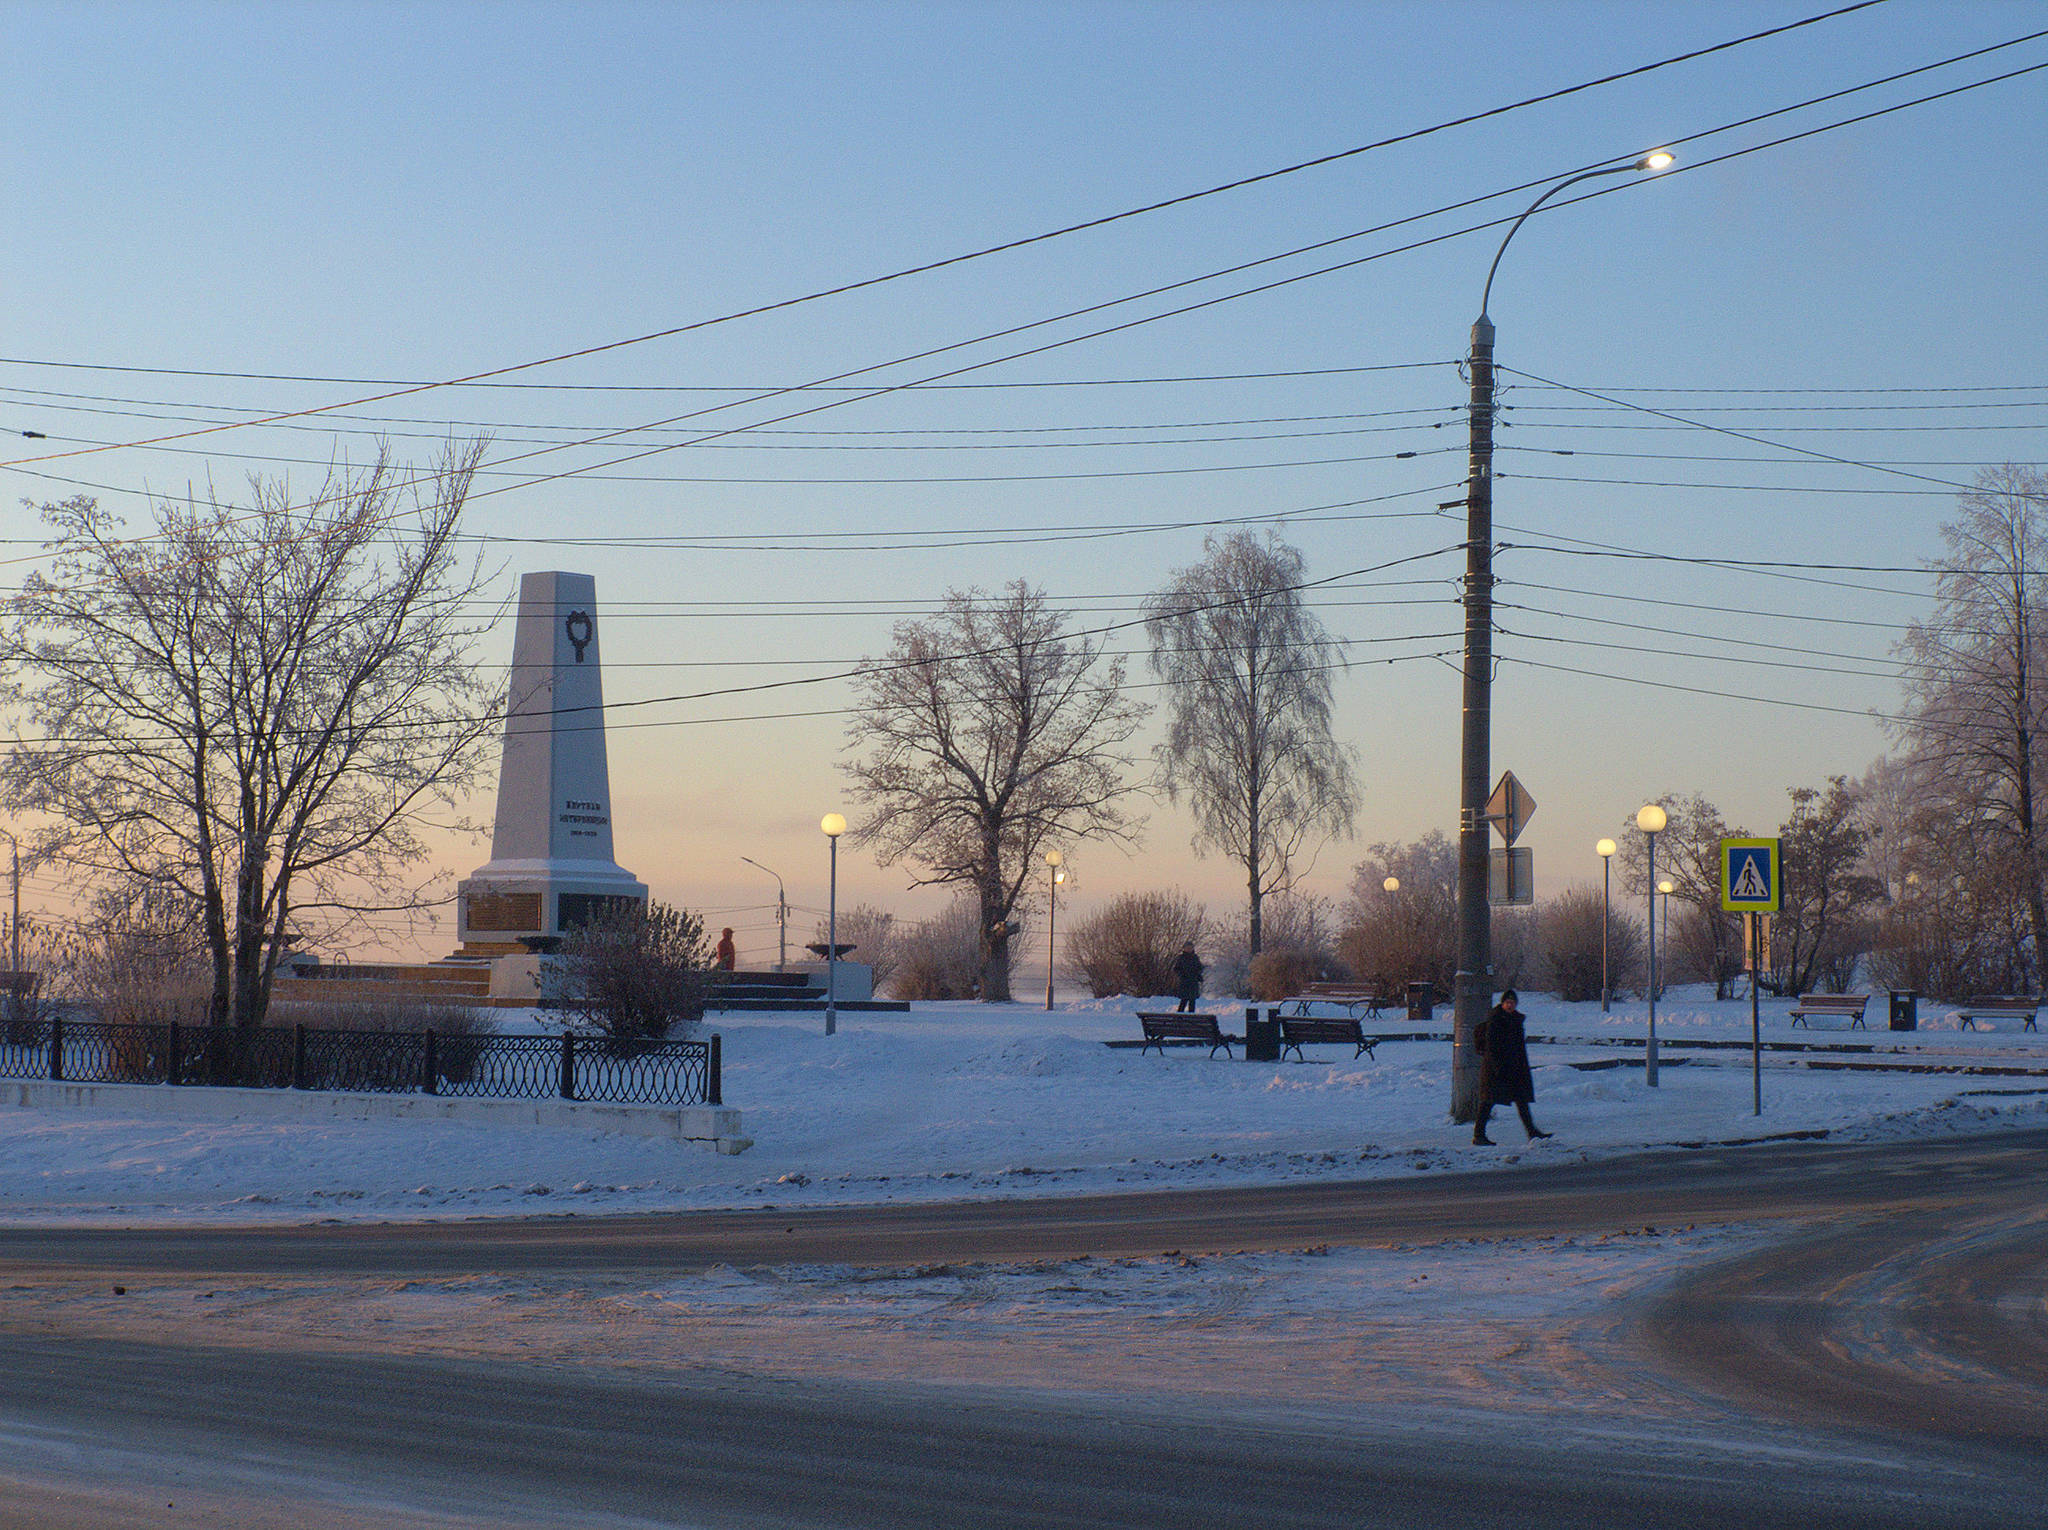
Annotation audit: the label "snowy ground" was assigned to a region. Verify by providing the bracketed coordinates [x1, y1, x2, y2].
[7, 986, 2047, 1432]
[1, 984, 2044, 1227]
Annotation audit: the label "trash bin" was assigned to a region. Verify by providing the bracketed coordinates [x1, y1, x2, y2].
[1244, 1006, 1281, 1062]
[1889, 989, 1919, 1031]
[1407, 980, 1435, 1022]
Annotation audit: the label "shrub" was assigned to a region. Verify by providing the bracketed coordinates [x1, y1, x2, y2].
[539, 900, 711, 1042]
[1210, 892, 1342, 997]
[1337, 834, 1456, 995]
[1067, 891, 1207, 999]
[1542, 886, 1643, 1003]
[1247, 949, 1318, 1001]
[49, 892, 212, 1029]
[888, 898, 983, 1000]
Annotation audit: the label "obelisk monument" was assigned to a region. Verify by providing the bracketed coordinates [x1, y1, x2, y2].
[457, 571, 648, 951]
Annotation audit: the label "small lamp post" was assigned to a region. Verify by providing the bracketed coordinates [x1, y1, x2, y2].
[1383, 876, 1400, 894]
[1044, 850, 1065, 1010]
[1637, 804, 1668, 1085]
[821, 813, 846, 1036]
[1596, 838, 1617, 1014]
[1657, 878, 1675, 1003]
[739, 856, 787, 972]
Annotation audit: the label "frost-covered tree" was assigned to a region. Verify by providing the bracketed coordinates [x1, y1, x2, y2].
[0, 443, 497, 1030]
[842, 581, 1147, 1001]
[1144, 531, 1356, 956]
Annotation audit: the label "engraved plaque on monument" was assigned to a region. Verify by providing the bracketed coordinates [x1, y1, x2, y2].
[456, 571, 648, 950]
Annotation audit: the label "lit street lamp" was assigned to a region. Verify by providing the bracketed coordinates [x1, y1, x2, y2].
[1044, 850, 1065, 1010]
[739, 856, 787, 972]
[821, 813, 846, 1036]
[1452, 150, 1675, 1121]
[1596, 838, 1617, 1014]
[1638, 803, 1668, 1085]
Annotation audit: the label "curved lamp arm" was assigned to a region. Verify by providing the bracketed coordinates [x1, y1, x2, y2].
[1479, 153, 1673, 319]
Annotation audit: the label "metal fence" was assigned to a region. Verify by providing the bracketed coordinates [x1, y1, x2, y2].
[0, 1016, 720, 1107]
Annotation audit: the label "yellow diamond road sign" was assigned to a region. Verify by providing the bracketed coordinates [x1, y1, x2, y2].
[1721, 837, 1782, 913]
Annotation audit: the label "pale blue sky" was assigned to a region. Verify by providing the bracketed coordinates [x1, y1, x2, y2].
[4, 1, 2045, 964]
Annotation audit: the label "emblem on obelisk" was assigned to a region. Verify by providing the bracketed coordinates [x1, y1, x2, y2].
[564, 610, 593, 663]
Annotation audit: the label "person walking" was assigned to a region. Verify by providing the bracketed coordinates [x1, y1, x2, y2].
[714, 927, 737, 972]
[1472, 989, 1551, 1145]
[1172, 942, 1205, 1014]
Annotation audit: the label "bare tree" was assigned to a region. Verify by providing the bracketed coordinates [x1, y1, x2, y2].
[1144, 531, 1357, 956]
[1338, 832, 1457, 995]
[1771, 777, 1884, 994]
[843, 581, 1147, 1001]
[1893, 464, 2048, 984]
[0, 443, 498, 1030]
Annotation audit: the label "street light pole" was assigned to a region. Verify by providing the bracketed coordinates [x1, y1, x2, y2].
[1658, 878, 1675, 1005]
[821, 814, 846, 1036]
[1452, 151, 1674, 1121]
[1638, 803, 1668, 1086]
[1044, 849, 1064, 1010]
[739, 856, 787, 972]
[1596, 838, 1616, 1013]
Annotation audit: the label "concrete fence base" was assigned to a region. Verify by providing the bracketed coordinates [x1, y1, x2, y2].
[2, 1079, 752, 1154]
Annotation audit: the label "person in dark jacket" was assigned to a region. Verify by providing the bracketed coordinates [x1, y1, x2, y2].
[1172, 942, 1205, 1013]
[1472, 989, 1551, 1145]
[714, 928, 737, 971]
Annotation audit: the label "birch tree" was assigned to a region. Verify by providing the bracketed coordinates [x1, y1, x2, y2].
[1143, 531, 1357, 956]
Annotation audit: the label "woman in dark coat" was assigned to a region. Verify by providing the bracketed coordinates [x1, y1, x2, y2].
[1473, 989, 1551, 1145]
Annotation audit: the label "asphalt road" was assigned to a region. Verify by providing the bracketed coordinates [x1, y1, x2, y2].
[0, 1128, 2043, 1528]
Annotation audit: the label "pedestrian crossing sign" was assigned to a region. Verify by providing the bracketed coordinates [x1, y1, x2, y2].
[1720, 837, 1782, 913]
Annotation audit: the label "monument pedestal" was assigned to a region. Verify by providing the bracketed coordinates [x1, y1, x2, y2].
[457, 571, 648, 951]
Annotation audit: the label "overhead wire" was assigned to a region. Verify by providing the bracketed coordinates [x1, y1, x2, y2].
[6, 34, 2043, 593]
[13, 26, 2044, 505]
[0, 0, 1894, 464]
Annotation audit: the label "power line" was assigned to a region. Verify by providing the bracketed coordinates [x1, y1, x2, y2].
[5, 36, 2039, 597]
[0, 0, 1889, 441]
[1504, 654, 1902, 723]
[1506, 577, 1913, 630]
[12, 22, 2034, 498]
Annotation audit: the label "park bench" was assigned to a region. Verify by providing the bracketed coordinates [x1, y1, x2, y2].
[1789, 993, 1870, 1029]
[1950, 996, 2041, 1032]
[1277, 1015, 1379, 1063]
[1136, 1012, 1234, 1058]
[1285, 981, 1398, 1019]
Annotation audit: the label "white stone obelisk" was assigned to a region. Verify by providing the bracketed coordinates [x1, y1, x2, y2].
[457, 571, 647, 950]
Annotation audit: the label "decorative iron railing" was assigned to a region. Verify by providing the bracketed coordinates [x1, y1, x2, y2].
[0, 1016, 720, 1107]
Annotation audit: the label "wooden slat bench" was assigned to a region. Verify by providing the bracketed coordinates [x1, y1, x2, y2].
[1951, 996, 2041, 1032]
[1277, 1016, 1379, 1063]
[1285, 982, 1398, 1019]
[1789, 993, 1870, 1029]
[1136, 1012, 1234, 1058]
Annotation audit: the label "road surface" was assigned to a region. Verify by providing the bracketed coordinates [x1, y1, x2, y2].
[0, 1129, 2041, 1527]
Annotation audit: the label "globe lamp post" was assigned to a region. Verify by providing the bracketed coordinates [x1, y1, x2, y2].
[821, 813, 846, 1036]
[1044, 850, 1065, 1011]
[1637, 804, 1668, 1085]
[1596, 838, 1617, 1014]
